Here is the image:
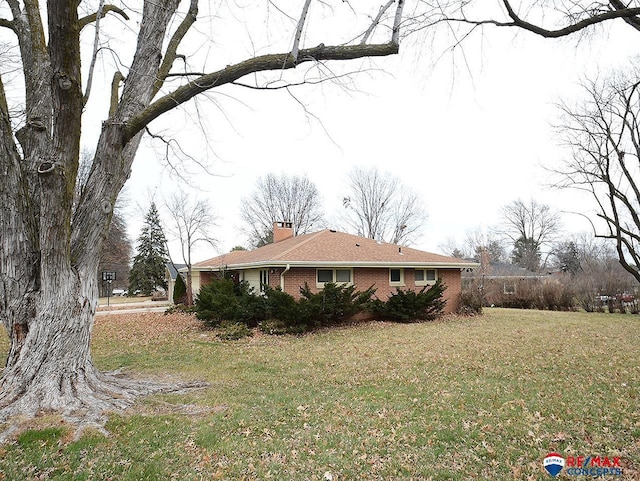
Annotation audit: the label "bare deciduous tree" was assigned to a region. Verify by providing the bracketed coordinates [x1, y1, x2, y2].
[165, 191, 218, 306]
[240, 173, 324, 248]
[499, 199, 562, 271]
[342, 166, 427, 245]
[0, 0, 407, 433]
[555, 72, 640, 283]
[429, 1, 640, 277]
[557, 233, 637, 311]
[441, 228, 508, 263]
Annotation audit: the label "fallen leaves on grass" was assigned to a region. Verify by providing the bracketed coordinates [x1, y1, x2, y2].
[94, 312, 201, 345]
[128, 399, 227, 417]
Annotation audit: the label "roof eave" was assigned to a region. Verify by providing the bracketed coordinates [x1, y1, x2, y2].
[191, 260, 480, 271]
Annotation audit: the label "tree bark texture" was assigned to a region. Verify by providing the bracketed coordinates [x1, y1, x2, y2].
[0, 0, 183, 424]
[0, 0, 401, 427]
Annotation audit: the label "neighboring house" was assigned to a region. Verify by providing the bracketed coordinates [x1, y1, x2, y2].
[165, 262, 187, 302]
[462, 250, 555, 306]
[185, 223, 478, 313]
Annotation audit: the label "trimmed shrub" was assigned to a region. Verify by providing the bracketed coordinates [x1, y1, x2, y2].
[195, 278, 262, 327]
[173, 273, 187, 305]
[372, 279, 447, 322]
[262, 286, 300, 325]
[196, 278, 377, 333]
[298, 282, 376, 327]
[195, 278, 240, 326]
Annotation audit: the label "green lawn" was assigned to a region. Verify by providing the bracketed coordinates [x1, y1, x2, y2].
[0, 309, 639, 480]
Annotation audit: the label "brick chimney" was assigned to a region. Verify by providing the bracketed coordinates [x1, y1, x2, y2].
[480, 248, 490, 274]
[273, 221, 294, 243]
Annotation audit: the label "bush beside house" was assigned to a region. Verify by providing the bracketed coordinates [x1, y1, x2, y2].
[371, 279, 447, 322]
[195, 278, 448, 336]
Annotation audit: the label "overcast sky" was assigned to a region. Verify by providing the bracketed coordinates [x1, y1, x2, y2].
[113, 5, 639, 263]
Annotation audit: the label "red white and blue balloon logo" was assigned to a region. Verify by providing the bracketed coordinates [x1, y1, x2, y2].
[544, 453, 566, 477]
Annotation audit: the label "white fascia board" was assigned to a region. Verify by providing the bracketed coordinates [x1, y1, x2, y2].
[193, 260, 479, 270]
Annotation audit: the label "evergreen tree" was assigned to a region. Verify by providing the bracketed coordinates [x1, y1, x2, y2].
[511, 236, 541, 272]
[173, 273, 187, 304]
[553, 241, 581, 276]
[129, 203, 169, 295]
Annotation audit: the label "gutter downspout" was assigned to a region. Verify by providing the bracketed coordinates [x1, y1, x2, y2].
[280, 264, 291, 290]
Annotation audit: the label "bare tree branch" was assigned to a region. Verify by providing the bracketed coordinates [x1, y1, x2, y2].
[83, 0, 106, 106]
[498, 198, 562, 270]
[109, 71, 124, 116]
[240, 173, 324, 247]
[442, 0, 640, 38]
[165, 190, 218, 305]
[124, 42, 399, 142]
[230, 66, 382, 90]
[361, 0, 395, 45]
[392, 0, 405, 44]
[78, 4, 130, 30]
[143, 126, 216, 182]
[342, 166, 426, 245]
[152, 0, 198, 97]
[291, 0, 313, 61]
[4, 0, 20, 23]
[610, 0, 640, 31]
[0, 18, 15, 31]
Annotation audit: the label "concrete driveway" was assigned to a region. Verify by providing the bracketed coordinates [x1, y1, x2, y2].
[96, 300, 172, 316]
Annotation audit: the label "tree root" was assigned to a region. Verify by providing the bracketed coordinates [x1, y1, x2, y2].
[0, 369, 209, 444]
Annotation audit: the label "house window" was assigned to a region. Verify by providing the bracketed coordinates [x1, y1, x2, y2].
[415, 269, 437, 286]
[259, 269, 269, 293]
[335, 269, 351, 283]
[504, 282, 516, 294]
[389, 268, 404, 286]
[317, 269, 334, 283]
[316, 268, 353, 287]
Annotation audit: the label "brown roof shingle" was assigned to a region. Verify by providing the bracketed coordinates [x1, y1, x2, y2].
[193, 230, 474, 269]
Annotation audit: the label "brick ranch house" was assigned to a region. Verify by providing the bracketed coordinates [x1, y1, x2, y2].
[186, 223, 478, 313]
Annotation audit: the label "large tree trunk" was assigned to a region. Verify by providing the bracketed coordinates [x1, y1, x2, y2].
[0, 128, 167, 430]
[1, 270, 115, 417]
[0, 267, 189, 430]
[0, 1, 183, 430]
[0, 95, 130, 432]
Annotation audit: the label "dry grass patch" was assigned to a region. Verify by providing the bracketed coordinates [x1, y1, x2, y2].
[97, 296, 153, 306]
